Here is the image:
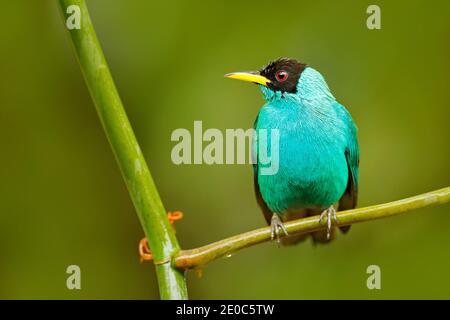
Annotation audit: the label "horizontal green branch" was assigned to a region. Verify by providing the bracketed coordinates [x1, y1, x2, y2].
[174, 186, 450, 270]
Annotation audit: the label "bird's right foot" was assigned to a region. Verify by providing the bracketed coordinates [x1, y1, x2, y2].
[270, 213, 288, 243]
[319, 206, 338, 240]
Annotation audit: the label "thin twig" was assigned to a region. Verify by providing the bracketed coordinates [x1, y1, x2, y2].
[174, 187, 450, 270]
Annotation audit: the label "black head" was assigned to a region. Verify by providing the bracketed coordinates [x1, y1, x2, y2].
[259, 58, 307, 94]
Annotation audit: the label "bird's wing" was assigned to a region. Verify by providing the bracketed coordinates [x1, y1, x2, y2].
[252, 114, 273, 225]
[335, 103, 360, 232]
[253, 172, 273, 225]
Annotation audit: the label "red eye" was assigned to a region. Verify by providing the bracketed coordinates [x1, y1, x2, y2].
[275, 70, 288, 82]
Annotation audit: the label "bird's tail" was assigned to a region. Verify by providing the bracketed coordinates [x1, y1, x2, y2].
[310, 228, 336, 244]
[279, 209, 309, 246]
[280, 233, 309, 246]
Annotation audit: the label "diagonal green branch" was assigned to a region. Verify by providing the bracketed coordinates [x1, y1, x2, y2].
[58, 0, 187, 299]
[174, 186, 450, 270]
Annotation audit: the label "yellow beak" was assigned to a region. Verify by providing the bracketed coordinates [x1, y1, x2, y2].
[224, 71, 270, 87]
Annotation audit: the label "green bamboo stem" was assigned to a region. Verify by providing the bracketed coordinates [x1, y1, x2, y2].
[58, 0, 187, 299]
[174, 186, 450, 270]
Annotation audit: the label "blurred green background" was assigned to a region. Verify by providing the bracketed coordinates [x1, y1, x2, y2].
[0, 0, 449, 299]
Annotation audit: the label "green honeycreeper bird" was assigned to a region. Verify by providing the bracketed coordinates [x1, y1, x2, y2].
[225, 58, 359, 245]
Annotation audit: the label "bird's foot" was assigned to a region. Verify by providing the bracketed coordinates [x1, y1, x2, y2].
[270, 213, 288, 244]
[139, 211, 183, 262]
[319, 206, 338, 240]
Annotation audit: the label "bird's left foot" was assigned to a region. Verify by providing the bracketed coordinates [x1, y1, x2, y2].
[270, 213, 288, 244]
[319, 206, 338, 240]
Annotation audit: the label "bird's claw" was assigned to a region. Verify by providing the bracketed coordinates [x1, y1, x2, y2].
[270, 213, 288, 244]
[319, 207, 338, 240]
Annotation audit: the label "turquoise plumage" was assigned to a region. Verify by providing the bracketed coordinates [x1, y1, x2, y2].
[226, 58, 359, 244]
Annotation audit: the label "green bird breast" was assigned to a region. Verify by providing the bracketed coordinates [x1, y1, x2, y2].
[255, 98, 350, 214]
